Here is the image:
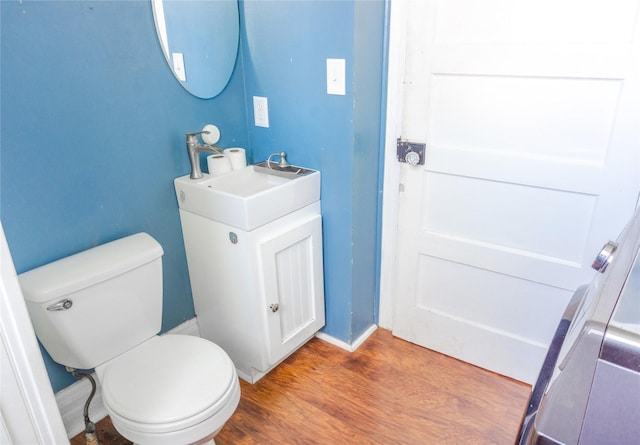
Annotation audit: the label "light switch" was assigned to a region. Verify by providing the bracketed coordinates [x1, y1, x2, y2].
[253, 96, 269, 128]
[172, 53, 186, 81]
[327, 58, 345, 95]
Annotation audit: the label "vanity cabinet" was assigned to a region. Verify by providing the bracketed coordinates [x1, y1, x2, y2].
[179, 202, 325, 383]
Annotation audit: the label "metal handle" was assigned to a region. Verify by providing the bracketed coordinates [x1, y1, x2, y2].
[185, 130, 211, 145]
[267, 152, 290, 168]
[47, 298, 73, 311]
[592, 241, 618, 273]
[269, 303, 279, 313]
[185, 130, 211, 137]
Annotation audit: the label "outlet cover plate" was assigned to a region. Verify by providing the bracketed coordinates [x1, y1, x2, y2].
[327, 58, 345, 95]
[253, 96, 269, 127]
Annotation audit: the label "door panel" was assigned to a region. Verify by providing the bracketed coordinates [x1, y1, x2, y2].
[391, 0, 640, 383]
[434, 0, 639, 45]
[415, 255, 571, 342]
[260, 215, 325, 364]
[421, 173, 595, 262]
[429, 75, 621, 162]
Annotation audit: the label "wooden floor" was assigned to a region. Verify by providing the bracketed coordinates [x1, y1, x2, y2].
[72, 329, 530, 445]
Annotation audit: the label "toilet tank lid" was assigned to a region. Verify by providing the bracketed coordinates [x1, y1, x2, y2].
[19, 233, 164, 304]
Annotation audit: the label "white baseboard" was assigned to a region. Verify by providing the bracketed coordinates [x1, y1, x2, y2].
[315, 324, 378, 353]
[165, 317, 201, 337]
[56, 318, 201, 438]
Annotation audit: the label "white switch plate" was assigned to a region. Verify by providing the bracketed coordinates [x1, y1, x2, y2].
[253, 96, 269, 128]
[172, 53, 186, 81]
[327, 58, 345, 95]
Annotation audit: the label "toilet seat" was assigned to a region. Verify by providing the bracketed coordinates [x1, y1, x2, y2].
[96, 334, 239, 435]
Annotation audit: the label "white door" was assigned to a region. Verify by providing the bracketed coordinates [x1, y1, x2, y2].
[384, 0, 640, 383]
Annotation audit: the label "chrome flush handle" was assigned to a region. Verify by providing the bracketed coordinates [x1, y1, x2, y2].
[47, 298, 73, 311]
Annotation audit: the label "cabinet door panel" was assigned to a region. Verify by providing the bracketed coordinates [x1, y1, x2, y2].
[260, 215, 325, 365]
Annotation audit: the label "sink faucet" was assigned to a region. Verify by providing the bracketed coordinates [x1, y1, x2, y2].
[186, 131, 223, 179]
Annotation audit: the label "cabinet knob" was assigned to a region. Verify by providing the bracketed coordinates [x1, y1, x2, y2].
[269, 303, 279, 312]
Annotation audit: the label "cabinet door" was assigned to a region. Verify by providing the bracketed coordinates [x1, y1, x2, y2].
[260, 214, 325, 365]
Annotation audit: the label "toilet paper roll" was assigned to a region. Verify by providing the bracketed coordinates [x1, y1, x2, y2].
[207, 154, 232, 177]
[224, 148, 247, 170]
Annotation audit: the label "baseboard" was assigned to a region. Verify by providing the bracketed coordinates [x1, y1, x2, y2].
[166, 317, 201, 337]
[315, 324, 378, 353]
[56, 318, 201, 438]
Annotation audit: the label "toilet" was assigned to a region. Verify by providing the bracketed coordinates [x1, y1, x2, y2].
[19, 233, 240, 445]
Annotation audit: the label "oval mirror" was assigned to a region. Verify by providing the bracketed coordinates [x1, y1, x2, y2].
[151, 0, 239, 99]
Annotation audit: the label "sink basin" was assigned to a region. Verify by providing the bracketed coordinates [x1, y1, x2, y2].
[174, 165, 320, 230]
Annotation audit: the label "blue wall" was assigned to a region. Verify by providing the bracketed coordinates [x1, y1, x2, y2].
[1, 0, 249, 392]
[241, 0, 385, 341]
[1, 0, 386, 393]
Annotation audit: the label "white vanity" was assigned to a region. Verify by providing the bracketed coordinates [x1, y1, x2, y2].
[174, 164, 325, 383]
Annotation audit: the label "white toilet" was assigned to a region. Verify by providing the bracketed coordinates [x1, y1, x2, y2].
[19, 233, 240, 445]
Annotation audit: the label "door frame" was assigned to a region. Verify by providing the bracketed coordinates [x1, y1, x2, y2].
[379, 0, 407, 329]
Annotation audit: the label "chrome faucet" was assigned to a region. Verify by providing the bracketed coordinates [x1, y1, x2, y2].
[186, 131, 223, 179]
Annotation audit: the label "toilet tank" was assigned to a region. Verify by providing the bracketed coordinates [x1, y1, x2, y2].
[19, 233, 164, 370]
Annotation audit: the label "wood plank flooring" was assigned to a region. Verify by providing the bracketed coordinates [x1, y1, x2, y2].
[71, 329, 530, 445]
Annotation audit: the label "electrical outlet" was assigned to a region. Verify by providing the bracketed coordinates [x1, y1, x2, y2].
[253, 96, 269, 128]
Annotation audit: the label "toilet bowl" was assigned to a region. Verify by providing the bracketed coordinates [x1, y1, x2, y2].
[96, 335, 240, 445]
[18, 233, 240, 445]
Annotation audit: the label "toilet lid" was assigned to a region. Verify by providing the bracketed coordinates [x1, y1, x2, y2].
[100, 335, 236, 427]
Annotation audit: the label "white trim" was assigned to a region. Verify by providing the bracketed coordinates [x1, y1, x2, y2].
[0, 223, 70, 444]
[315, 324, 378, 353]
[236, 368, 265, 384]
[378, 0, 407, 330]
[236, 332, 320, 384]
[56, 318, 201, 438]
[166, 317, 201, 337]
